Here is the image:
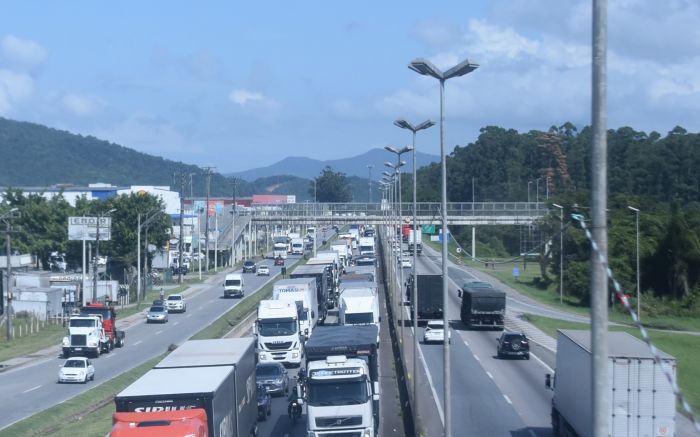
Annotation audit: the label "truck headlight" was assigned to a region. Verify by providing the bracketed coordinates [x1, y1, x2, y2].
[363, 428, 372, 437]
[88, 340, 98, 347]
[292, 352, 299, 358]
[62, 337, 69, 347]
[259, 352, 268, 360]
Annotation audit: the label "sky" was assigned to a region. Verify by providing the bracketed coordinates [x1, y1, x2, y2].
[1, 0, 699, 173]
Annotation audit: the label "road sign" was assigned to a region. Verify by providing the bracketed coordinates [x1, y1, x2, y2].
[68, 216, 111, 241]
[438, 229, 450, 242]
[513, 267, 520, 279]
[422, 224, 435, 234]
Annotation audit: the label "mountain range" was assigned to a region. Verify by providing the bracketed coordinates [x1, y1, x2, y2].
[228, 148, 439, 181]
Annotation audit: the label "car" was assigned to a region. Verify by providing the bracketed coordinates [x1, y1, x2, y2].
[399, 256, 412, 268]
[243, 260, 257, 273]
[274, 256, 284, 266]
[423, 320, 451, 344]
[497, 332, 530, 359]
[152, 299, 166, 309]
[256, 362, 289, 396]
[256, 384, 272, 421]
[146, 305, 168, 323]
[257, 264, 270, 276]
[58, 357, 95, 383]
[165, 294, 186, 313]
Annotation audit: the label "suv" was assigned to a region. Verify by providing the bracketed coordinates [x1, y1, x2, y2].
[165, 294, 186, 313]
[243, 260, 256, 273]
[497, 332, 530, 359]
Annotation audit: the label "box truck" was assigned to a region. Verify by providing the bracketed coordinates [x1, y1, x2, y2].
[272, 277, 318, 336]
[458, 286, 506, 329]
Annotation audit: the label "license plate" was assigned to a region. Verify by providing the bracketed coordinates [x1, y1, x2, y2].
[74, 348, 82, 351]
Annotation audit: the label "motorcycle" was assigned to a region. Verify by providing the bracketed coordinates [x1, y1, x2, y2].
[288, 399, 302, 424]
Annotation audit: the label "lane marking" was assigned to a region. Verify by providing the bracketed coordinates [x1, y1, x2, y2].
[503, 394, 513, 405]
[23, 385, 41, 393]
[186, 314, 192, 318]
[155, 330, 163, 335]
[486, 371, 493, 380]
[133, 340, 143, 346]
[529, 430, 538, 437]
[173, 321, 179, 326]
[416, 340, 445, 425]
[104, 353, 116, 359]
[530, 352, 555, 374]
[474, 355, 480, 362]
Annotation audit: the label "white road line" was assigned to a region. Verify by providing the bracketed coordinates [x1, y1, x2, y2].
[156, 330, 163, 335]
[486, 371, 493, 380]
[197, 306, 203, 311]
[23, 385, 41, 393]
[133, 340, 143, 346]
[104, 353, 116, 359]
[186, 314, 192, 318]
[474, 355, 480, 362]
[463, 340, 469, 346]
[503, 394, 512, 404]
[530, 352, 555, 374]
[528, 430, 538, 437]
[173, 321, 179, 326]
[416, 340, 445, 426]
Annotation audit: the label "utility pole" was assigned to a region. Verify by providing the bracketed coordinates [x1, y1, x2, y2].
[231, 177, 238, 267]
[202, 167, 215, 272]
[93, 217, 100, 303]
[367, 164, 373, 203]
[3, 208, 20, 341]
[177, 172, 187, 284]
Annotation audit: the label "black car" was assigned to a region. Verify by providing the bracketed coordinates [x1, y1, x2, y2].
[256, 384, 272, 421]
[497, 332, 530, 359]
[243, 260, 256, 273]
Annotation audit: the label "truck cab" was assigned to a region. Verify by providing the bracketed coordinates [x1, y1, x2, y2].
[223, 273, 245, 298]
[62, 315, 108, 358]
[273, 241, 288, 259]
[255, 300, 302, 366]
[339, 288, 380, 346]
[306, 355, 378, 437]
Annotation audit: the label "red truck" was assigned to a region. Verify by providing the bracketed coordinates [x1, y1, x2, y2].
[80, 302, 125, 352]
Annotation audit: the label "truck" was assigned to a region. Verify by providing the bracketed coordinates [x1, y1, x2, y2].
[223, 273, 245, 298]
[306, 257, 339, 302]
[358, 236, 376, 256]
[112, 338, 257, 437]
[273, 277, 319, 335]
[273, 236, 289, 259]
[458, 286, 505, 329]
[80, 302, 125, 351]
[546, 330, 677, 437]
[255, 300, 303, 366]
[61, 313, 110, 358]
[408, 229, 422, 255]
[407, 274, 443, 324]
[291, 237, 304, 255]
[304, 325, 380, 437]
[290, 264, 333, 313]
[330, 242, 350, 267]
[339, 288, 380, 346]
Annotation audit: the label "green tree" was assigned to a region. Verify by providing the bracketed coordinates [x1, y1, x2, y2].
[311, 166, 351, 202]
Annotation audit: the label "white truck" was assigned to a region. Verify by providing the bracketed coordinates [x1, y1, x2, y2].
[62, 314, 109, 358]
[273, 278, 318, 337]
[223, 273, 245, 298]
[273, 236, 289, 259]
[408, 229, 423, 255]
[358, 236, 376, 256]
[304, 325, 380, 437]
[339, 288, 380, 346]
[291, 237, 304, 255]
[330, 242, 350, 267]
[546, 329, 677, 437]
[255, 300, 303, 366]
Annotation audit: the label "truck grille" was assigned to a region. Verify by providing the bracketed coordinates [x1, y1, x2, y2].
[265, 342, 292, 350]
[318, 433, 362, 437]
[71, 334, 87, 346]
[316, 416, 363, 427]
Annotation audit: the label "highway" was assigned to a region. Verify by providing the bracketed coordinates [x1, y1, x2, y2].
[0, 226, 338, 432]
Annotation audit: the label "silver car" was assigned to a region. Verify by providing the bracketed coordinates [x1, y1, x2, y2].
[256, 362, 289, 396]
[146, 305, 168, 323]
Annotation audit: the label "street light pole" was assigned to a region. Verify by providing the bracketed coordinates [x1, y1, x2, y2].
[93, 208, 115, 303]
[367, 164, 373, 203]
[628, 206, 640, 320]
[2, 208, 19, 341]
[409, 56, 478, 437]
[553, 204, 564, 304]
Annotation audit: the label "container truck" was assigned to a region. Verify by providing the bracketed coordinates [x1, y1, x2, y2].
[272, 277, 319, 336]
[358, 236, 376, 256]
[458, 286, 505, 329]
[407, 274, 443, 324]
[408, 229, 422, 255]
[112, 337, 257, 437]
[330, 242, 350, 267]
[255, 300, 303, 366]
[304, 325, 380, 437]
[290, 264, 332, 314]
[339, 288, 380, 346]
[546, 330, 677, 437]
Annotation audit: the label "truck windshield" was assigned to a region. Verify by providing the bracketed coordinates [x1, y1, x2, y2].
[307, 378, 368, 406]
[258, 319, 296, 336]
[70, 319, 96, 328]
[345, 313, 374, 324]
[225, 279, 241, 286]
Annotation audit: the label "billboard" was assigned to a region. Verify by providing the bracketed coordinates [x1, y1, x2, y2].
[68, 216, 112, 241]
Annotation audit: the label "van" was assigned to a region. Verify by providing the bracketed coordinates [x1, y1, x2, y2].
[224, 273, 245, 298]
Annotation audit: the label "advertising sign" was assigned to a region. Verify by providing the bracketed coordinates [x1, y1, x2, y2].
[68, 217, 111, 241]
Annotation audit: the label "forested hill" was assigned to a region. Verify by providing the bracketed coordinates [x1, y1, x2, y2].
[416, 124, 700, 204]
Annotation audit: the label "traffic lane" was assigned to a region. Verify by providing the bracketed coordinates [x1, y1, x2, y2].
[415, 253, 553, 435]
[0, 261, 291, 430]
[420, 334, 529, 436]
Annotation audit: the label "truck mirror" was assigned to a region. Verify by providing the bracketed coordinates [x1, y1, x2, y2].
[311, 311, 315, 319]
[457, 289, 462, 298]
[373, 381, 380, 397]
[545, 373, 552, 389]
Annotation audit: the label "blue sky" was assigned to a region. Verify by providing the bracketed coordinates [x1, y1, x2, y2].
[1, 1, 699, 172]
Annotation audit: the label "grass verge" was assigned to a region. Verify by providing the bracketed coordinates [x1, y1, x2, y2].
[525, 314, 700, 414]
[0, 354, 165, 437]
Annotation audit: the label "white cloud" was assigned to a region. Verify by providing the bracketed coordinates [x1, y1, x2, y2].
[229, 89, 264, 107]
[1, 35, 47, 67]
[464, 19, 539, 61]
[0, 69, 34, 115]
[61, 93, 106, 116]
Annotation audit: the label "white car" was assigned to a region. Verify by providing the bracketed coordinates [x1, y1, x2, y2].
[165, 294, 186, 313]
[257, 265, 270, 276]
[423, 320, 451, 344]
[58, 357, 95, 383]
[399, 256, 412, 268]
